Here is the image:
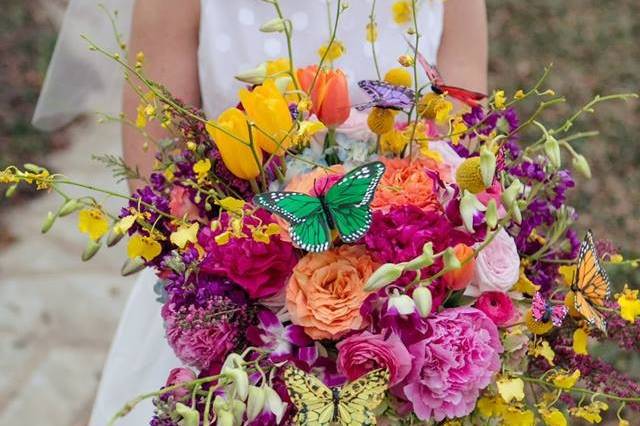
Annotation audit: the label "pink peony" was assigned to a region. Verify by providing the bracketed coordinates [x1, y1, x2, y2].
[164, 368, 196, 400]
[402, 307, 502, 421]
[474, 291, 517, 327]
[162, 298, 246, 370]
[199, 210, 298, 299]
[467, 228, 520, 296]
[169, 186, 201, 221]
[337, 331, 412, 386]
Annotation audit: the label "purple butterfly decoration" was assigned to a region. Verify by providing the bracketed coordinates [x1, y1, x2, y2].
[355, 80, 415, 111]
[532, 292, 568, 327]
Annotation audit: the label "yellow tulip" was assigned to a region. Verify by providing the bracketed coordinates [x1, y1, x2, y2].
[206, 108, 263, 180]
[239, 80, 293, 155]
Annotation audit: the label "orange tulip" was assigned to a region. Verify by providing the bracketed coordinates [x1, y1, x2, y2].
[297, 65, 351, 127]
[206, 108, 263, 180]
[442, 243, 476, 291]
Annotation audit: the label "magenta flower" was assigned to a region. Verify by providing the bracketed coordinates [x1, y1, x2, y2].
[199, 209, 298, 299]
[401, 307, 502, 421]
[474, 291, 517, 327]
[163, 368, 196, 400]
[337, 331, 412, 386]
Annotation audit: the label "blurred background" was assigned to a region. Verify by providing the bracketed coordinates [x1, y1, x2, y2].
[0, 0, 638, 424]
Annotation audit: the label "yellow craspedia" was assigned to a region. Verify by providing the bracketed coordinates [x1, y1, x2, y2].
[455, 157, 486, 194]
[318, 40, 345, 61]
[418, 93, 453, 124]
[524, 309, 554, 335]
[384, 67, 412, 87]
[392, 0, 413, 25]
[367, 107, 396, 135]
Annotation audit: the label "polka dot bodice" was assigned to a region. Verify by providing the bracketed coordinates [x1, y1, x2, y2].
[198, 0, 444, 118]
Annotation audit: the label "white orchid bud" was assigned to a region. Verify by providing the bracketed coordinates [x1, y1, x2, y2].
[413, 286, 433, 318]
[274, 76, 292, 94]
[223, 367, 249, 401]
[544, 135, 561, 168]
[175, 403, 200, 426]
[572, 154, 591, 179]
[460, 190, 486, 233]
[234, 62, 268, 85]
[388, 291, 416, 315]
[501, 179, 523, 209]
[264, 386, 287, 423]
[365, 263, 404, 291]
[247, 386, 266, 422]
[480, 146, 496, 188]
[41, 211, 57, 234]
[260, 18, 288, 33]
[486, 199, 498, 229]
[81, 239, 102, 261]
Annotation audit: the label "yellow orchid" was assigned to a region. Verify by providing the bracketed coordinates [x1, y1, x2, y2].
[170, 222, 200, 249]
[616, 284, 640, 323]
[540, 408, 568, 426]
[552, 369, 580, 389]
[239, 79, 293, 155]
[295, 120, 326, 146]
[193, 158, 211, 182]
[78, 208, 110, 241]
[559, 265, 576, 286]
[530, 340, 556, 365]
[496, 377, 525, 403]
[569, 401, 608, 424]
[573, 328, 589, 355]
[127, 234, 162, 261]
[494, 89, 507, 110]
[449, 116, 468, 145]
[418, 93, 453, 124]
[217, 197, 246, 215]
[512, 267, 541, 295]
[502, 407, 535, 426]
[206, 108, 263, 180]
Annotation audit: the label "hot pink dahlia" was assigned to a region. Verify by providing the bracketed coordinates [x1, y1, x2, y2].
[401, 307, 502, 421]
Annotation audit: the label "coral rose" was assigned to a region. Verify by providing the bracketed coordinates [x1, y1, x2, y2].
[286, 245, 378, 340]
[371, 157, 446, 212]
[442, 243, 476, 290]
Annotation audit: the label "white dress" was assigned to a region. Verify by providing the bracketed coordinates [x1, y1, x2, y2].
[89, 1, 443, 425]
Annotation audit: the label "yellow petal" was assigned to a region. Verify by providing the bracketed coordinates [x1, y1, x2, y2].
[113, 215, 137, 235]
[497, 377, 525, 403]
[558, 265, 576, 287]
[512, 267, 541, 295]
[218, 197, 246, 215]
[215, 231, 231, 246]
[265, 223, 281, 236]
[78, 208, 110, 241]
[193, 159, 212, 181]
[531, 340, 556, 366]
[552, 370, 580, 389]
[127, 235, 162, 261]
[573, 328, 589, 355]
[541, 408, 568, 426]
[170, 223, 200, 249]
[252, 229, 270, 244]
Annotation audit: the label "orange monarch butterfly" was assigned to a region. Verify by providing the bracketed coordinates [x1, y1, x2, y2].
[568, 231, 611, 333]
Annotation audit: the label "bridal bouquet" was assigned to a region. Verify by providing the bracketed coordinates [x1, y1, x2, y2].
[3, 1, 640, 425]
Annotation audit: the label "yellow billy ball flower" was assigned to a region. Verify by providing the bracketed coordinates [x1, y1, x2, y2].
[392, 0, 413, 25]
[367, 108, 396, 135]
[455, 157, 486, 194]
[524, 309, 554, 335]
[418, 93, 453, 124]
[384, 67, 412, 87]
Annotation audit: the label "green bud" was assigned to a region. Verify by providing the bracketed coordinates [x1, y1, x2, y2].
[388, 290, 415, 315]
[510, 204, 522, 225]
[106, 227, 125, 247]
[41, 211, 57, 234]
[121, 257, 146, 276]
[260, 18, 288, 33]
[413, 286, 433, 318]
[404, 243, 434, 271]
[5, 184, 18, 198]
[479, 146, 496, 188]
[58, 199, 81, 217]
[486, 199, 498, 229]
[175, 402, 200, 426]
[443, 247, 462, 271]
[365, 263, 404, 291]
[572, 154, 591, 179]
[247, 386, 266, 422]
[543, 135, 561, 168]
[231, 400, 247, 425]
[82, 239, 102, 261]
[501, 180, 523, 209]
[23, 163, 45, 173]
[234, 62, 268, 85]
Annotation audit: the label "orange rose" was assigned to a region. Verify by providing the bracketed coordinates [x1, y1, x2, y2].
[371, 157, 444, 212]
[297, 65, 351, 127]
[286, 245, 379, 340]
[275, 165, 345, 243]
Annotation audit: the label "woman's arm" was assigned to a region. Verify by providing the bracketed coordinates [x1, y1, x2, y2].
[437, 0, 488, 94]
[123, 0, 201, 193]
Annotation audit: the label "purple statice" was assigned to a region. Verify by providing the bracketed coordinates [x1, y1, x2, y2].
[162, 295, 250, 371]
[592, 301, 640, 353]
[460, 106, 521, 159]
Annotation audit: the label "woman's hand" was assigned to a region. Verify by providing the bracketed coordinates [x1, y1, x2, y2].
[123, 0, 201, 193]
[437, 0, 488, 96]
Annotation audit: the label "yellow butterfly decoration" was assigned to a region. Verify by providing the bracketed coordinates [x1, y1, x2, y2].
[283, 364, 389, 426]
[568, 231, 611, 333]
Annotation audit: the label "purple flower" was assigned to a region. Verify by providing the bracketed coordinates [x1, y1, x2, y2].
[400, 307, 503, 421]
[246, 310, 315, 364]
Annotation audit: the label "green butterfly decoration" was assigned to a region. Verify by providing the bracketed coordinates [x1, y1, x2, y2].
[253, 162, 386, 252]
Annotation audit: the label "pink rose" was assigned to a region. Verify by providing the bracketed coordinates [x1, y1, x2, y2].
[164, 367, 196, 400]
[467, 228, 520, 296]
[169, 186, 201, 221]
[474, 291, 517, 327]
[337, 331, 412, 386]
[334, 109, 373, 141]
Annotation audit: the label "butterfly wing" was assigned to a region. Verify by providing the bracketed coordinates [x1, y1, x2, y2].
[550, 305, 568, 327]
[531, 292, 547, 323]
[325, 162, 386, 243]
[357, 80, 415, 110]
[437, 85, 487, 107]
[405, 36, 444, 86]
[284, 365, 335, 426]
[337, 369, 389, 426]
[572, 231, 611, 333]
[253, 192, 331, 252]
